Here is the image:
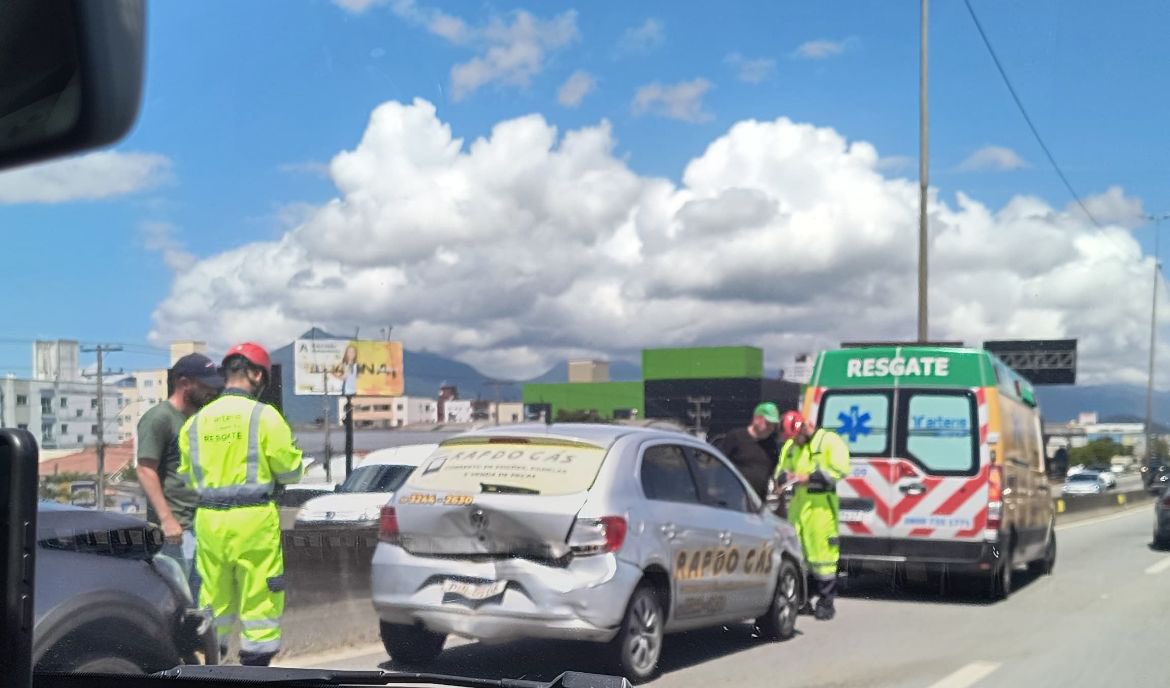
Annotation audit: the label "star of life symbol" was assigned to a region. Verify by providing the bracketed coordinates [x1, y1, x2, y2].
[837, 405, 872, 443]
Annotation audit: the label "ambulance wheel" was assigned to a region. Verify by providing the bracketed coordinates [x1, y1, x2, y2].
[1028, 525, 1056, 576]
[990, 546, 1013, 601]
[611, 583, 664, 683]
[756, 558, 800, 641]
[380, 622, 445, 665]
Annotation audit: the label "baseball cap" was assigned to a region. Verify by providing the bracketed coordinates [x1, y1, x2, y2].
[753, 402, 780, 423]
[171, 353, 225, 389]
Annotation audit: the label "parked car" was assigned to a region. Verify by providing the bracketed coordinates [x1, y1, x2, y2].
[33, 502, 217, 673]
[371, 425, 806, 682]
[1062, 473, 1105, 496]
[296, 444, 437, 529]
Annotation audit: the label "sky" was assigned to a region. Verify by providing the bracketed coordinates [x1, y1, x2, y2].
[2, 0, 1170, 386]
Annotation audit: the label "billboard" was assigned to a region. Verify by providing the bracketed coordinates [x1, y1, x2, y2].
[983, 339, 1077, 385]
[293, 339, 404, 396]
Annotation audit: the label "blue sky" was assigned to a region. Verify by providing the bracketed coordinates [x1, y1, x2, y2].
[1, 0, 1168, 381]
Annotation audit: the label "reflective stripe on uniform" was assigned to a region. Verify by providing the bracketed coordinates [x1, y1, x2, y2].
[187, 417, 206, 491]
[246, 403, 264, 484]
[241, 618, 281, 630]
[212, 614, 237, 628]
[239, 637, 281, 654]
[198, 483, 273, 508]
[274, 468, 301, 483]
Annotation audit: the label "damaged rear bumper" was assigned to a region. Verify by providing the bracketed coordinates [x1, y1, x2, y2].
[371, 543, 642, 643]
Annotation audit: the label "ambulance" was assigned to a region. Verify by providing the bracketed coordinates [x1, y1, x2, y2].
[801, 346, 1055, 598]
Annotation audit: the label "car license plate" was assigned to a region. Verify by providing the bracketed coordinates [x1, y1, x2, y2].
[441, 579, 507, 602]
[839, 510, 865, 523]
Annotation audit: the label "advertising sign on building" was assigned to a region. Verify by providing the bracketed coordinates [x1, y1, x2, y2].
[294, 339, 404, 396]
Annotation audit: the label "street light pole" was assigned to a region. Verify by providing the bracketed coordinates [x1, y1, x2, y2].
[1146, 214, 1170, 463]
[917, 0, 930, 342]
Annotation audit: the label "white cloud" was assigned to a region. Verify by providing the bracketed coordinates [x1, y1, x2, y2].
[794, 37, 858, 60]
[876, 155, 915, 172]
[1072, 185, 1145, 228]
[632, 78, 714, 123]
[615, 18, 665, 56]
[150, 99, 1165, 389]
[140, 221, 195, 272]
[355, 1, 576, 100]
[725, 53, 776, 84]
[449, 10, 578, 100]
[0, 151, 171, 203]
[959, 145, 1029, 172]
[557, 70, 596, 108]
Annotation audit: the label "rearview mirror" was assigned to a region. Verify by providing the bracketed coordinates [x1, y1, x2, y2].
[0, 0, 145, 171]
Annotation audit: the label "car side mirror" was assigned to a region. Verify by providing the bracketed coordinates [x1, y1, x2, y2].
[0, 0, 145, 172]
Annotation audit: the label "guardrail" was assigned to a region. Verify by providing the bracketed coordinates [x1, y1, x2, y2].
[1055, 486, 1155, 521]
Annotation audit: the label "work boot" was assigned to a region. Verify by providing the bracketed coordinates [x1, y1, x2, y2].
[813, 576, 838, 620]
[814, 601, 836, 621]
[239, 650, 276, 667]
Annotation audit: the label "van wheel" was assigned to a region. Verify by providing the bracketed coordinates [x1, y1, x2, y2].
[756, 558, 800, 641]
[380, 622, 445, 665]
[1028, 525, 1056, 576]
[611, 583, 664, 683]
[989, 545, 1013, 600]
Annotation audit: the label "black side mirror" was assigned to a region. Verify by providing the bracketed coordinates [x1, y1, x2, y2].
[0, 0, 145, 172]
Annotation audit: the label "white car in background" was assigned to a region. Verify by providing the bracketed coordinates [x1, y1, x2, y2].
[296, 444, 438, 528]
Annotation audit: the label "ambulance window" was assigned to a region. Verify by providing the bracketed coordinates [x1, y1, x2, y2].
[902, 392, 978, 475]
[819, 392, 891, 455]
[640, 445, 701, 505]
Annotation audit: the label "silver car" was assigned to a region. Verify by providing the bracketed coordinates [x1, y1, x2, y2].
[371, 424, 806, 682]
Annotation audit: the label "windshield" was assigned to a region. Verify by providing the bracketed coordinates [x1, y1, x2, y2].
[6, 0, 1169, 684]
[339, 464, 415, 493]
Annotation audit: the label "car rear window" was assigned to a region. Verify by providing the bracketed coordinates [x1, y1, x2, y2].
[405, 439, 609, 496]
[340, 464, 415, 493]
[1068, 473, 1100, 482]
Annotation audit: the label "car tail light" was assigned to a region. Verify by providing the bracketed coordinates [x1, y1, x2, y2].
[379, 506, 400, 544]
[986, 465, 1004, 534]
[568, 516, 627, 555]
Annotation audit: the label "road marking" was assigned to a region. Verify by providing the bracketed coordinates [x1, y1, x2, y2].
[1145, 557, 1170, 575]
[1055, 504, 1148, 531]
[927, 661, 1001, 688]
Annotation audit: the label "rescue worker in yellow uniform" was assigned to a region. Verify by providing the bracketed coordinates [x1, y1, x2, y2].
[773, 410, 850, 621]
[179, 342, 303, 666]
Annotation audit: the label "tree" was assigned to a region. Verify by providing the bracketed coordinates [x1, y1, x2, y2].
[1068, 438, 1127, 467]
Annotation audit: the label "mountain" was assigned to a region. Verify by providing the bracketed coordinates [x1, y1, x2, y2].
[526, 360, 642, 383]
[1035, 383, 1170, 425]
[273, 330, 642, 424]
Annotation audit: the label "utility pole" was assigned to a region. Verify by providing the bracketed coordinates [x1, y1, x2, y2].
[311, 328, 333, 483]
[686, 396, 712, 438]
[1146, 214, 1170, 464]
[82, 344, 122, 511]
[917, 0, 930, 342]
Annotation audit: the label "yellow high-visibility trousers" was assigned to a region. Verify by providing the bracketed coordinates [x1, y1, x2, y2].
[195, 503, 285, 663]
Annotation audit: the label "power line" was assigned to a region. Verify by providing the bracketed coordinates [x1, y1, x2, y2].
[963, 0, 1102, 228]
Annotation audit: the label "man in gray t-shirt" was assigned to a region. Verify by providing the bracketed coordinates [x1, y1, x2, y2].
[136, 354, 223, 588]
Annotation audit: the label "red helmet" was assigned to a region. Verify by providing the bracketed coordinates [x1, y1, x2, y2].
[781, 410, 813, 439]
[223, 342, 272, 376]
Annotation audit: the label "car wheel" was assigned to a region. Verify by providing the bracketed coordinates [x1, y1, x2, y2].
[69, 655, 146, 674]
[611, 583, 664, 683]
[380, 622, 446, 665]
[1028, 525, 1056, 576]
[756, 558, 800, 641]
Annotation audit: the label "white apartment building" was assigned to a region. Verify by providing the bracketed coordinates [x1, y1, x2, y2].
[337, 395, 438, 428]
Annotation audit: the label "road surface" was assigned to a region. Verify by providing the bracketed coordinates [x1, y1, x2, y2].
[279, 504, 1165, 687]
